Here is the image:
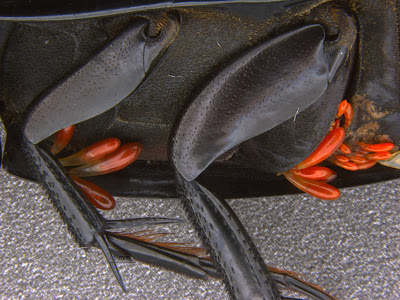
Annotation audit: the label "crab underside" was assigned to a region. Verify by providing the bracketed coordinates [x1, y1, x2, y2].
[0, 0, 399, 299]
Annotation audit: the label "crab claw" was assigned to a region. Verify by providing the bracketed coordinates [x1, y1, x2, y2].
[69, 142, 142, 177]
[60, 137, 121, 166]
[23, 16, 180, 145]
[50, 125, 75, 155]
[173, 23, 355, 181]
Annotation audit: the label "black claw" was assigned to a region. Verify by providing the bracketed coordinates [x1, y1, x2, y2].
[105, 217, 183, 230]
[94, 232, 127, 293]
[23, 16, 180, 145]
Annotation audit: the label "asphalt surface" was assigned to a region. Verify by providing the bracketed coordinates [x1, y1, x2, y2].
[1, 161, 400, 299]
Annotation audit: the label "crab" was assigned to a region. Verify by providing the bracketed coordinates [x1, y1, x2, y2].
[1, 1, 399, 299]
[45, 123, 339, 299]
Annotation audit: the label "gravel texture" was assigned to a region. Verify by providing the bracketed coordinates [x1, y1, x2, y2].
[1, 166, 399, 299]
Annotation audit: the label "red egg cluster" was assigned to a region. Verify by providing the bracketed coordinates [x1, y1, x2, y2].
[283, 100, 394, 200]
[50, 125, 142, 210]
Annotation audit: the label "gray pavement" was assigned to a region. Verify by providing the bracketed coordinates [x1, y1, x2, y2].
[1, 167, 399, 299]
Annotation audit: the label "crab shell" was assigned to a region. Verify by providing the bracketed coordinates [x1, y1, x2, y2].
[0, 2, 398, 202]
[0, 1, 399, 299]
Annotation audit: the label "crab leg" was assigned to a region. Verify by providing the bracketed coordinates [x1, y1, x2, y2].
[110, 228, 339, 299]
[268, 266, 337, 300]
[23, 139, 126, 290]
[50, 125, 75, 155]
[69, 142, 142, 177]
[24, 138, 223, 291]
[295, 127, 345, 170]
[283, 172, 340, 200]
[24, 138, 344, 297]
[107, 232, 219, 279]
[177, 175, 281, 299]
[59, 137, 121, 166]
[107, 225, 339, 299]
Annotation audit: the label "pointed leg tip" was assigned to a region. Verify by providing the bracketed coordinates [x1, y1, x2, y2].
[117, 276, 127, 293]
[94, 233, 127, 292]
[109, 261, 127, 293]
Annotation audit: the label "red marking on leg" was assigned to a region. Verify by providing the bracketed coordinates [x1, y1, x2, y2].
[290, 166, 336, 181]
[283, 171, 340, 200]
[295, 127, 345, 170]
[50, 125, 75, 155]
[69, 142, 142, 177]
[71, 175, 116, 210]
[59, 138, 121, 166]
